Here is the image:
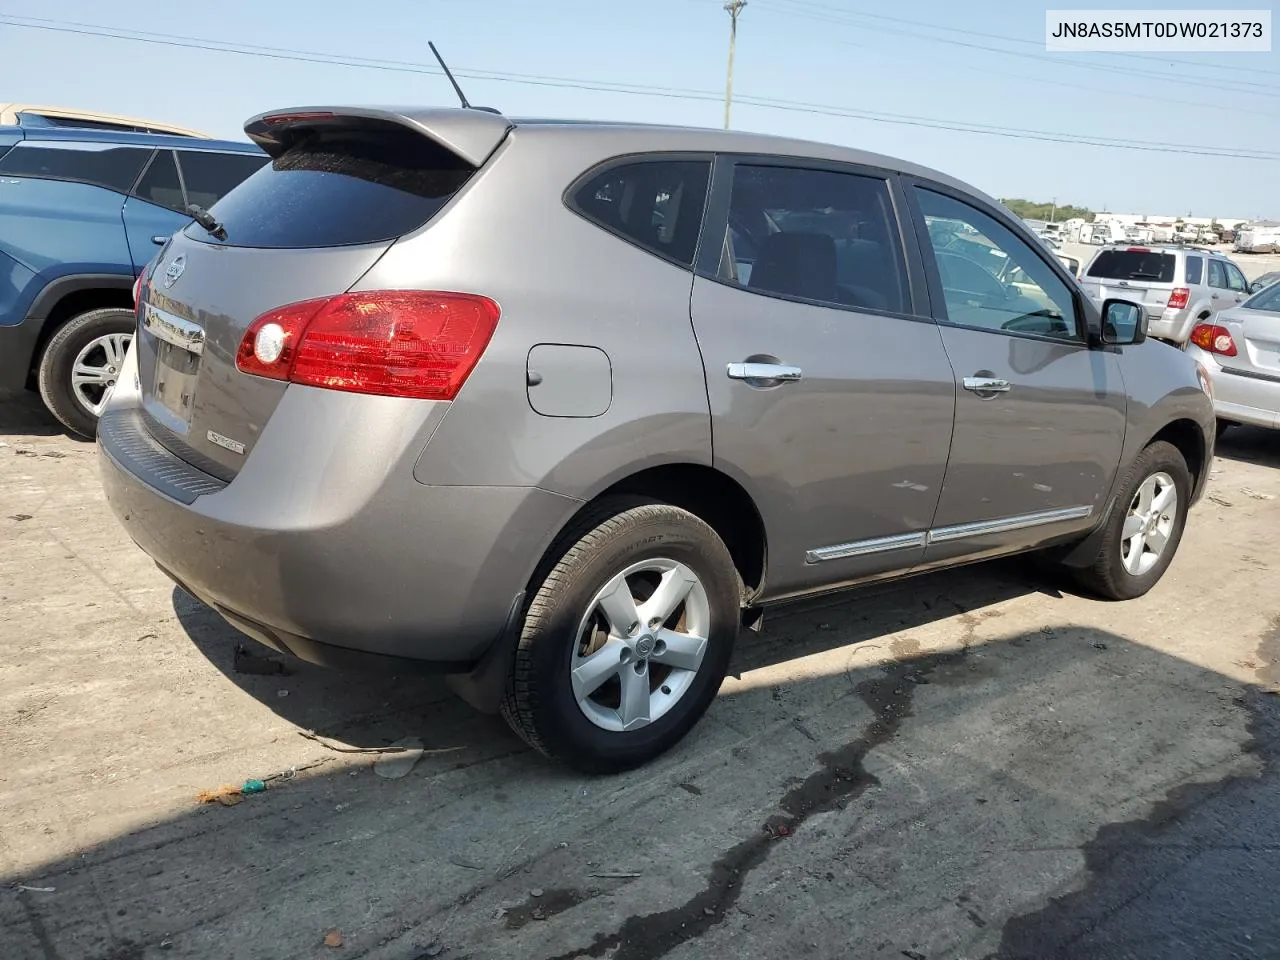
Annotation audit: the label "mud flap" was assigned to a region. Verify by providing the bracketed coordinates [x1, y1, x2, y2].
[446, 590, 526, 714]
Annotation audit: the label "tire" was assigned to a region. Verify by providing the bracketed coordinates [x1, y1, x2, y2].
[500, 497, 741, 774]
[1071, 440, 1192, 601]
[37, 307, 136, 439]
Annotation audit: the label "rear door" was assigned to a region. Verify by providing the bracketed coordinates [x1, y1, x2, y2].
[122, 149, 268, 272]
[121, 150, 188, 272]
[906, 182, 1126, 565]
[134, 113, 506, 477]
[690, 157, 955, 599]
[1207, 259, 1232, 318]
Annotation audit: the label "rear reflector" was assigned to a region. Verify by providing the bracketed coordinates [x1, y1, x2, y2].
[131, 272, 143, 306]
[1189, 322, 1238, 357]
[1167, 287, 1190, 309]
[236, 291, 500, 401]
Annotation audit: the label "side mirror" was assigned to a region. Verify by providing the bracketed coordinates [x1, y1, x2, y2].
[1249, 280, 1264, 293]
[1101, 298, 1148, 346]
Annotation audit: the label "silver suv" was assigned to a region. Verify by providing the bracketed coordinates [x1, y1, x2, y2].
[99, 107, 1215, 772]
[1079, 243, 1252, 345]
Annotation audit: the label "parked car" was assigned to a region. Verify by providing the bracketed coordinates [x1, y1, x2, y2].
[1248, 270, 1280, 294]
[1079, 244, 1252, 345]
[1186, 281, 1280, 433]
[98, 106, 1216, 773]
[0, 102, 211, 138]
[0, 119, 266, 436]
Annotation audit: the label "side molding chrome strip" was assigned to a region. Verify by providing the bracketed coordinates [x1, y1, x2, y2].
[805, 505, 1094, 563]
[927, 505, 1093, 544]
[805, 532, 925, 564]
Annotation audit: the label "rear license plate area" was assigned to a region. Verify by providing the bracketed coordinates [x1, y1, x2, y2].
[143, 303, 205, 425]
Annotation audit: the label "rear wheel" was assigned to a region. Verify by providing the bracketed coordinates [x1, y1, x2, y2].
[1071, 440, 1191, 600]
[37, 308, 135, 439]
[501, 499, 740, 773]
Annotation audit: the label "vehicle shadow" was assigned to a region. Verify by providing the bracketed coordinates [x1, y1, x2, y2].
[169, 557, 1062, 751]
[4, 614, 1276, 960]
[1215, 424, 1280, 469]
[0, 389, 72, 439]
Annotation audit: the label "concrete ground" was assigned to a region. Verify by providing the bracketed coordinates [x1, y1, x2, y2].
[2, 387, 1280, 960]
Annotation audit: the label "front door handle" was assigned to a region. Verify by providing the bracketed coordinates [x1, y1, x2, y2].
[151, 235, 169, 246]
[962, 376, 1011, 394]
[727, 362, 803, 382]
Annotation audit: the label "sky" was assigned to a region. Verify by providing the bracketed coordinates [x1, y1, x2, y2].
[1, 0, 1277, 217]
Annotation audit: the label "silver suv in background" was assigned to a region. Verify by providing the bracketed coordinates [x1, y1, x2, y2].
[1079, 244, 1252, 345]
[99, 107, 1215, 772]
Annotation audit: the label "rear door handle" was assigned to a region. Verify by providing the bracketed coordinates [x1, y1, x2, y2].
[727, 362, 803, 382]
[962, 376, 1011, 394]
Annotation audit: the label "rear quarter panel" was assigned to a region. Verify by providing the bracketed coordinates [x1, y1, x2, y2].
[362, 127, 714, 496]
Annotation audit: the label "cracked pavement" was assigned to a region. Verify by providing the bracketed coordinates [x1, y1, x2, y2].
[2, 387, 1280, 960]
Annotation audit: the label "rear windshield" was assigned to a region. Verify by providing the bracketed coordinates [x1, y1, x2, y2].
[186, 125, 474, 249]
[1244, 282, 1280, 312]
[1086, 250, 1176, 283]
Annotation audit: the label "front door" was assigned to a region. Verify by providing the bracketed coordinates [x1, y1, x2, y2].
[908, 183, 1127, 566]
[690, 158, 956, 599]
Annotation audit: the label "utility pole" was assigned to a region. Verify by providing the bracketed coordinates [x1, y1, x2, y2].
[723, 0, 747, 129]
[1050, 197, 1057, 223]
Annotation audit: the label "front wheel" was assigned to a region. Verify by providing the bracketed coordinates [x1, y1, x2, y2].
[1071, 440, 1191, 600]
[37, 307, 135, 439]
[501, 499, 741, 773]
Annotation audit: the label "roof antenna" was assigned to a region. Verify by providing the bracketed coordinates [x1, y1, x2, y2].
[427, 42, 502, 114]
[429, 41, 473, 109]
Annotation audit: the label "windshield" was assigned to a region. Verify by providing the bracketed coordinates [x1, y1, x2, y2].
[1086, 250, 1176, 283]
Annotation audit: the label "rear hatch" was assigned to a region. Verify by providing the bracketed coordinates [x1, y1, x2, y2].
[1080, 248, 1177, 316]
[133, 107, 511, 477]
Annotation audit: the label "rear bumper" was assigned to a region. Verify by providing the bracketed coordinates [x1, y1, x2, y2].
[1187, 346, 1280, 429]
[0, 317, 44, 390]
[1147, 309, 1195, 345]
[98, 399, 583, 668]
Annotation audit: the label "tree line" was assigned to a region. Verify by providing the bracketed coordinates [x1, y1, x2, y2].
[1000, 198, 1095, 223]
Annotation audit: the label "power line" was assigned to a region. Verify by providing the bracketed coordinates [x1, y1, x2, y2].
[2, 17, 1277, 161]
[759, 0, 1280, 100]
[765, 0, 1280, 80]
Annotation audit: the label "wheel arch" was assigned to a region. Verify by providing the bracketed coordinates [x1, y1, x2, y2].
[544, 462, 768, 601]
[1146, 417, 1208, 497]
[25, 273, 135, 382]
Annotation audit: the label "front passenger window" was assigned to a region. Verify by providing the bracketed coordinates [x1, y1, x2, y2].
[1225, 262, 1248, 292]
[915, 188, 1079, 341]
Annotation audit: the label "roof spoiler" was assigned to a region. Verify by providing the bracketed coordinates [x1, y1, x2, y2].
[243, 106, 513, 167]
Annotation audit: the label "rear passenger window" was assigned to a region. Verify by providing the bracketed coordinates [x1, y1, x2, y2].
[1208, 260, 1228, 288]
[719, 164, 908, 314]
[570, 159, 710, 267]
[0, 143, 150, 193]
[176, 150, 267, 209]
[134, 150, 185, 212]
[1184, 256, 1203, 285]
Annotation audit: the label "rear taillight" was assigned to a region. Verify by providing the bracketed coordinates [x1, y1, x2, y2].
[1189, 323, 1238, 357]
[1167, 287, 1189, 309]
[236, 291, 500, 401]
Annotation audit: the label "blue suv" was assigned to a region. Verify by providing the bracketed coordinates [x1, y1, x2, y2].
[0, 121, 265, 436]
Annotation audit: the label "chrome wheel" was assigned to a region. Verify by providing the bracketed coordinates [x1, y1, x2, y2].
[70, 332, 132, 416]
[1121, 471, 1178, 577]
[571, 558, 711, 733]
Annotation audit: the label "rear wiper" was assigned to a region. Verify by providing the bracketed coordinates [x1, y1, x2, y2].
[1123, 273, 1163, 280]
[187, 203, 227, 241]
